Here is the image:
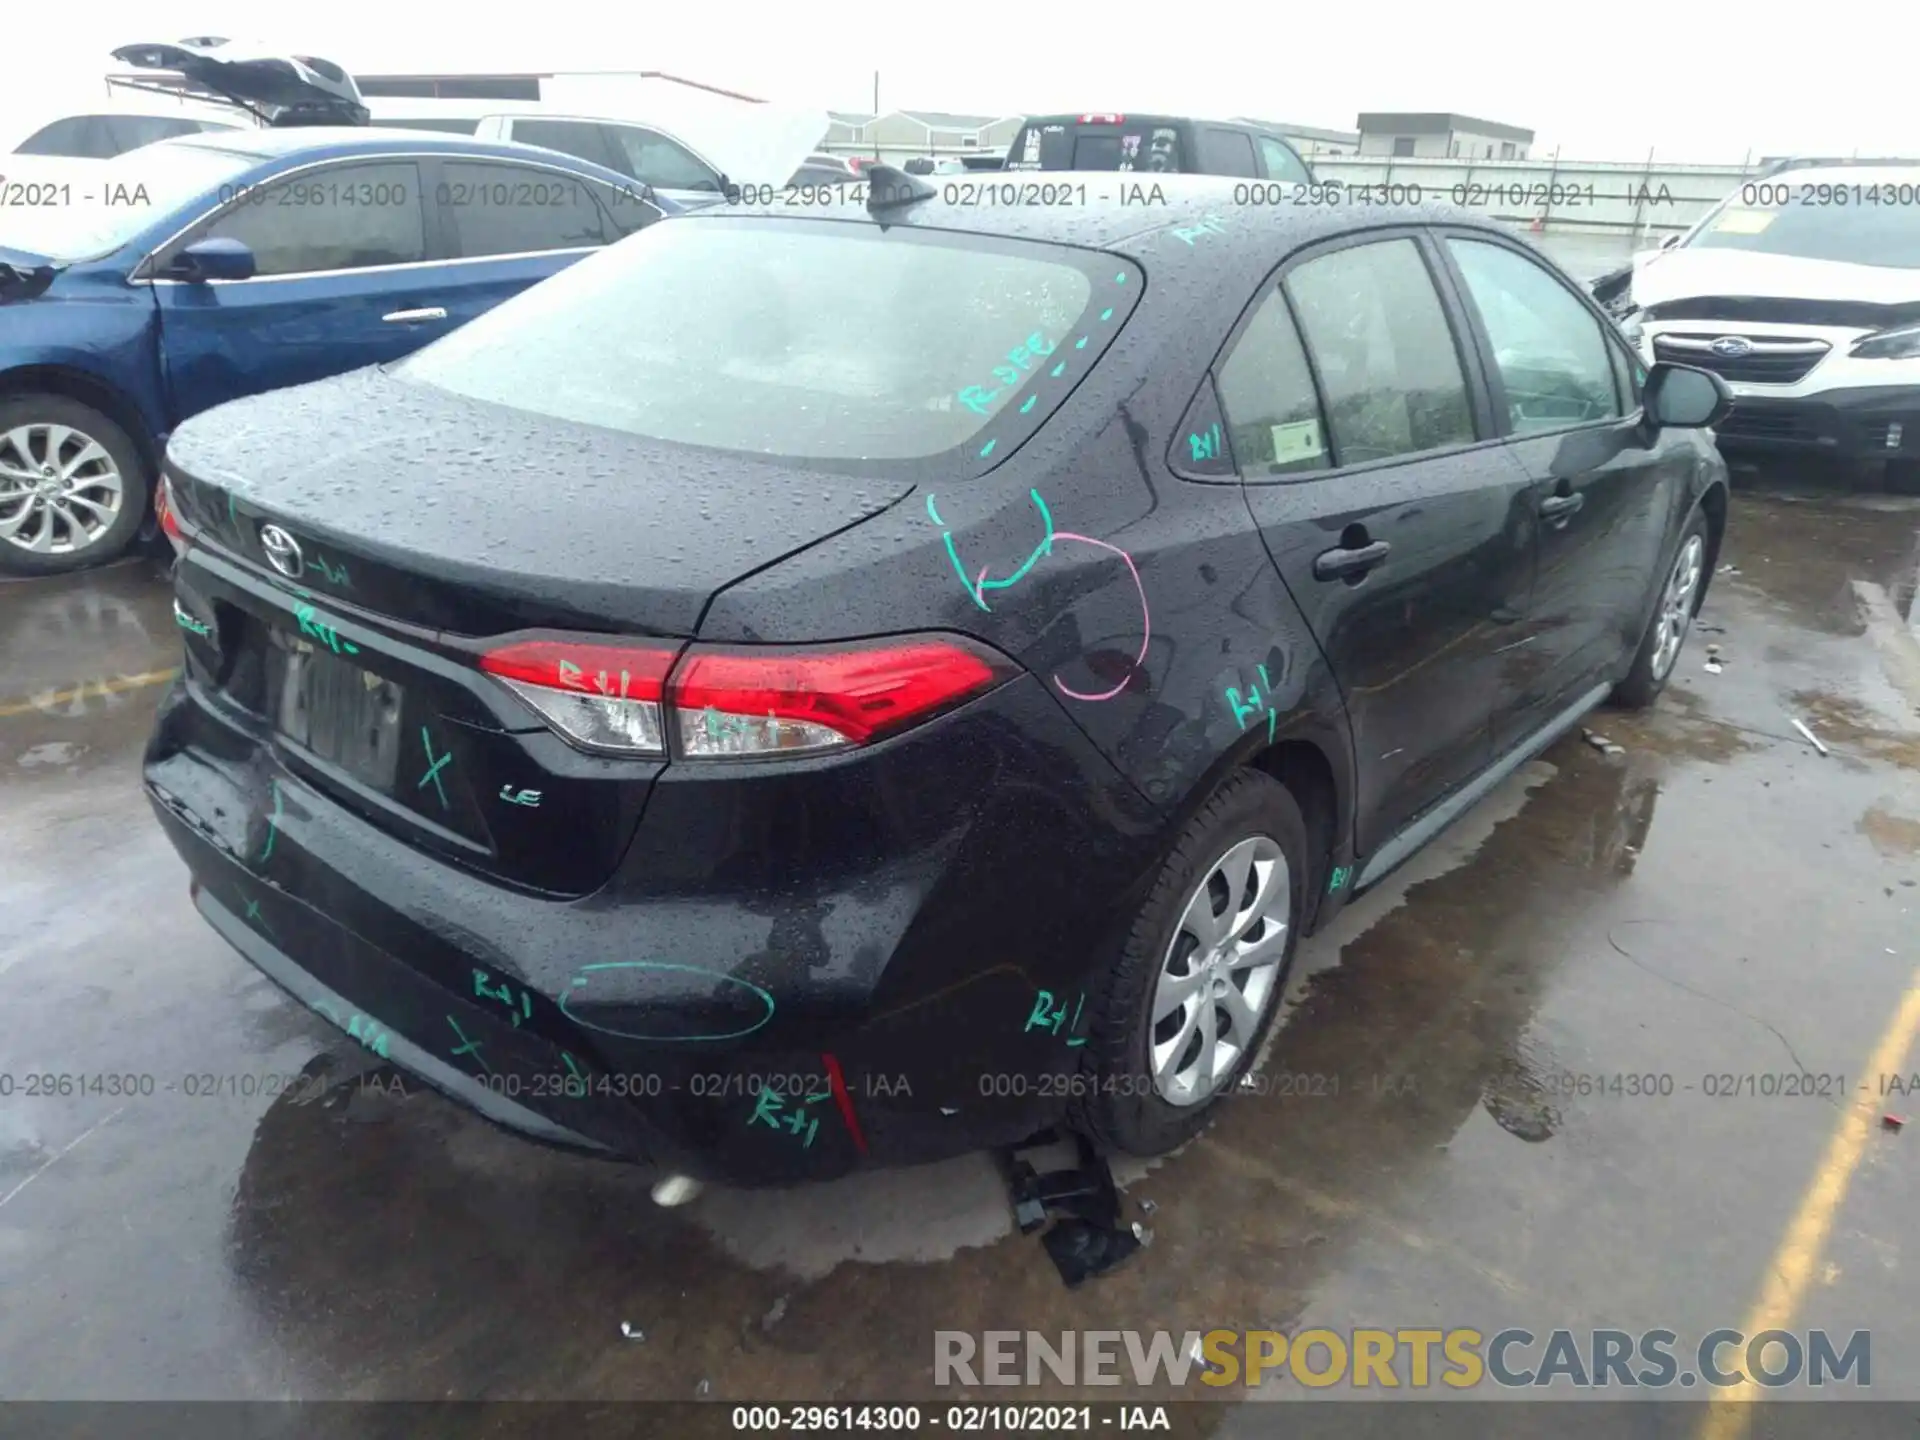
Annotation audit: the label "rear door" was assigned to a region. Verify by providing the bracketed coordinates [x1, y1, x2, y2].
[1433, 231, 1683, 752]
[1225, 231, 1536, 858]
[425, 154, 663, 331]
[148, 157, 440, 422]
[1193, 127, 1258, 177]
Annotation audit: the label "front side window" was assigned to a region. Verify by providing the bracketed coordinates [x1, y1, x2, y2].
[438, 161, 618, 257]
[1258, 137, 1310, 184]
[511, 120, 621, 172]
[179, 161, 426, 276]
[1283, 238, 1475, 464]
[1447, 238, 1621, 432]
[1215, 290, 1329, 477]
[604, 126, 722, 192]
[397, 218, 1112, 465]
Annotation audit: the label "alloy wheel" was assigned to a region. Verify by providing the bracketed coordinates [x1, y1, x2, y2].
[1649, 534, 1705, 681]
[1149, 834, 1291, 1106]
[0, 422, 126, 557]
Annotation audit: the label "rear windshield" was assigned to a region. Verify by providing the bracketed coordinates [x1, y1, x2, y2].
[1009, 120, 1183, 173]
[1687, 187, 1920, 268]
[396, 216, 1136, 468]
[0, 143, 256, 260]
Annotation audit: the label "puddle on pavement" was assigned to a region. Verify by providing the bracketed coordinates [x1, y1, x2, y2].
[209, 728, 1704, 1403]
[1717, 492, 1920, 636]
[1858, 804, 1920, 857]
[1789, 689, 1920, 769]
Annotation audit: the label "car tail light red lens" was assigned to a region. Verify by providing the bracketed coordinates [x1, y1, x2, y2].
[156, 476, 186, 555]
[480, 639, 677, 756]
[672, 637, 1012, 757]
[479, 634, 1015, 760]
[1079, 113, 1124, 124]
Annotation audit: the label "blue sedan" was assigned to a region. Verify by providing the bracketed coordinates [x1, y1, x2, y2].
[0, 127, 676, 573]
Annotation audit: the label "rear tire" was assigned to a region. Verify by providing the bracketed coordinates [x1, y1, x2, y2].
[1611, 509, 1709, 710]
[0, 395, 150, 577]
[1072, 769, 1310, 1156]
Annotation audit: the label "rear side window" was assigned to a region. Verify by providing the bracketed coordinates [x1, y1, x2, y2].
[184, 161, 427, 276]
[1284, 239, 1475, 464]
[1216, 291, 1329, 476]
[1445, 238, 1620, 433]
[398, 219, 1132, 468]
[1194, 129, 1258, 177]
[438, 160, 617, 257]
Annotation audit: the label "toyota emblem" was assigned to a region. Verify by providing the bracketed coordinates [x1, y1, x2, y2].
[259, 524, 304, 579]
[1709, 335, 1753, 358]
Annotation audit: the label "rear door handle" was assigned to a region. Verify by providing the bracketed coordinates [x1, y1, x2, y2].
[1312, 539, 1391, 581]
[1538, 493, 1585, 521]
[382, 307, 447, 323]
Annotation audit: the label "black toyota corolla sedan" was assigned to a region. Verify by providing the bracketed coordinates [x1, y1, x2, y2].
[145, 173, 1732, 1188]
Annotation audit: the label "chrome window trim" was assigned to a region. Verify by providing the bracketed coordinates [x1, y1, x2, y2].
[133, 151, 647, 282]
[149, 246, 601, 286]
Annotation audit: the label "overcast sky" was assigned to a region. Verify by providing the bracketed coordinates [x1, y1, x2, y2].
[11, 0, 1911, 164]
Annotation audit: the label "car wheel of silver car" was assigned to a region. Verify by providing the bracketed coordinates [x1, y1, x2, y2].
[0, 395, 150, 577]
[1072, 767, 1309, 1156]
[1611, 509, 1711, 710]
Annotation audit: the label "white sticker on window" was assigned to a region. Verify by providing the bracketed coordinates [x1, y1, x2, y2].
[1712, 209, 1775, 235]
[1270, 420, 1325, 463]
[1023, 130, 1043, 163]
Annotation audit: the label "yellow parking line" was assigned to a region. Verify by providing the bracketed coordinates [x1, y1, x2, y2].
[1698, 965, 1920, 1439]
[0, 667, 179, 720]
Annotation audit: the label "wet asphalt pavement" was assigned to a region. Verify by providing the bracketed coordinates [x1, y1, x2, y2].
[2, 480, 1919, 1422]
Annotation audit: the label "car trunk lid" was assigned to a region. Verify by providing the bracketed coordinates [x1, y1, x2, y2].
[163, 366, 914, 893]
[111, 39, 369, 127]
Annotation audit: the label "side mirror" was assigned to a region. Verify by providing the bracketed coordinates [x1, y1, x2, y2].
[903, 157, 935, 176]
[1644, 362, 1732, 430]
[169, 237, 256, 282]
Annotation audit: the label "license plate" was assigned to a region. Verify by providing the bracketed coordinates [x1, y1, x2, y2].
[274, 635, 404, 789]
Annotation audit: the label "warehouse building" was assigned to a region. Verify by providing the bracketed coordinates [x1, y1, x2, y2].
[1356, 112, 1534, 160]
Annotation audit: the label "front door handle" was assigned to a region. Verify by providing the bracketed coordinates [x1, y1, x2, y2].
[382, 307, 447, 324]
[1538, 492, 1585, 522]
[1312, 539, 1391, 581]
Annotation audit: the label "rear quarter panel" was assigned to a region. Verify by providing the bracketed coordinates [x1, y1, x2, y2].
[698, 210, 1358, 888]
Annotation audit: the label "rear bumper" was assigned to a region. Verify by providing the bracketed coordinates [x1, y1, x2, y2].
[144, 666, 1165, 1185]
[1712, 385, 1920, 461]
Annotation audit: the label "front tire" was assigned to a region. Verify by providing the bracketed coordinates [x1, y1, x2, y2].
[1073, 769, 1310, 1156]
[0, 395, 150, 576]
[1611, 511, 1709, 710]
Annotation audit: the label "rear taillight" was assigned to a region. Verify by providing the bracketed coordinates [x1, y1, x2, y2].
[480, 639, 676, 756]
[156, 476, 186, 556]
[1079, 113, 1124, 124]
[479, 634, 1014, 760]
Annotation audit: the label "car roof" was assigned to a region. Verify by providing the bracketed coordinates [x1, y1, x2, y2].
[713, 173, 1489, 253]
[160, 125, 600, 161]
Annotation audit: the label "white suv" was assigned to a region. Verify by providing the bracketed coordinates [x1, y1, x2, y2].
[1624, 164, 1920, 475]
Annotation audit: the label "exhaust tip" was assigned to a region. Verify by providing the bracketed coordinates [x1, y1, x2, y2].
[650, 1174, 703, 1208]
